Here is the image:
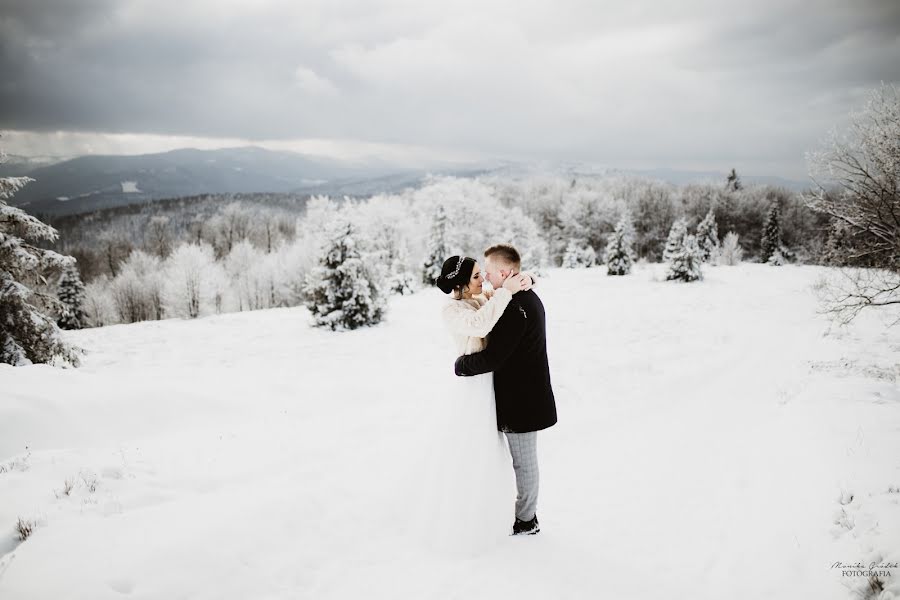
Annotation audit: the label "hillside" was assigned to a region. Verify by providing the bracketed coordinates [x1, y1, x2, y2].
[1, 265, 897, 599]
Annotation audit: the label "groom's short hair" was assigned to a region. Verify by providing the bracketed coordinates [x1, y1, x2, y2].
[484, 244, 521, 270]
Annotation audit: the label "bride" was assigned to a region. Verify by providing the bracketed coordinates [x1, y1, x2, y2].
[409, 255, 532, 556]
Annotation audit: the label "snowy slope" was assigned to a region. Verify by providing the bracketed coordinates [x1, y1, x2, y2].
[1, 265, 898, 600]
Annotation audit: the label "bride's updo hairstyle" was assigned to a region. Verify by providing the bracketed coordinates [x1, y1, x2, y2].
[435, 255, 476, 298]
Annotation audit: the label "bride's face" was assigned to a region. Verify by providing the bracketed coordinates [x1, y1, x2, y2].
[464, 263, 484, 297]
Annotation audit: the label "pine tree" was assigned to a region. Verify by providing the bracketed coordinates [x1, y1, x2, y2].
[665, 234, 704, 282]
[0, 164, 79, 365]
[422, 204, 450, 285]
[561, 238, 596, 268]
[57, 265, 87, 330]
[695, 208, 719, 263]
[760, 202, 782, 263]
[604, 213, 636, 275]
[662, 218, 688, 263]
[304, 221, 386, 331]
[726, 168, 742, 192]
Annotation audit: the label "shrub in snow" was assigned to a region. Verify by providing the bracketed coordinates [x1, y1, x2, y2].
[760, 202, 782, 263]
[15, 517, 34, 541]
[665, 234, 704, 282]
[604, 213, 636, 275]
[662, 217, 688, 263]
[57, 265, 87, 330]
[718, 231, 743, 266]
[695, 208, 719, 263]
[304, 221, 387, 331]
[422, 204, 450, 284]
[767, 248, 786, 266]
[561, 238, 596, 268]
[0, 171, 79, 366]
[163, 242, 228, 319]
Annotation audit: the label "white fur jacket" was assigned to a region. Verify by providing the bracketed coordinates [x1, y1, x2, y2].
[441, 288, 514, 357]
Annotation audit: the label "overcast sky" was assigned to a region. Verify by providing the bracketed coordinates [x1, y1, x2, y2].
[1, 0, 898, 178]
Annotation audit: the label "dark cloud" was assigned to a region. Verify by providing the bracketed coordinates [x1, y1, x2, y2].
[1, 0, 898, 177]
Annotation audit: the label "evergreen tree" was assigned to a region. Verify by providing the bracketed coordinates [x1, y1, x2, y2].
[304, 221, 386, 331]
[604, 213, 636, 275]
[0, 166, 79, 365]
[422, 204, 450, 284]
[665, 234, 704, 282]
[561, 238, 596, 268]
[822, 218, 852, 266]
[726, 168, 742, 192]
[57, 265, 87, 330]
[760, 202, 782, 263]
[662, 218, 688, 263]
[695, 208, 719, 263]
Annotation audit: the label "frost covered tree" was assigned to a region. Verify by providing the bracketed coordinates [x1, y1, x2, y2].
[0, 162, 79, 365]
[111, 250, 164, 322]
[163, 242, 228, 319]
[718, 232, 744, 266]
[695, 208, 719, 263]
[604, 213, 636, 275]
[760, 203, 782, 263]
[388, 242, 417, 295]
[662, 218, 688, 263]
[665, 234, 704, 282]
[805, 83, 900, 323]
[422, 204, 450, 284]
[561, 238, 596, 268]
[304, 221, 386, 331]
[57, 265, 87, 330]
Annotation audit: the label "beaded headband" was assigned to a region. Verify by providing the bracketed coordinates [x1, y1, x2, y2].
[445, 256, 466, 279]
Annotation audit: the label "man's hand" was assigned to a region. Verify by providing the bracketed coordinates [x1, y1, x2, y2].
[454, 356, 468, 376]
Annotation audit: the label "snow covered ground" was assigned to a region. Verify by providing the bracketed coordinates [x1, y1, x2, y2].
[1, 264, 898, 600]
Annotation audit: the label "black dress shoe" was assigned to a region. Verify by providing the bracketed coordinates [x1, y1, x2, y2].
[512, 514, 540, 535]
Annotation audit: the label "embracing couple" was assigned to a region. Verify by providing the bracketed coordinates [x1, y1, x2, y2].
[429, 243, 557, 549]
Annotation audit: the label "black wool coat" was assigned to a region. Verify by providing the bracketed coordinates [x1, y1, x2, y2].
[454, 289, 557, 433]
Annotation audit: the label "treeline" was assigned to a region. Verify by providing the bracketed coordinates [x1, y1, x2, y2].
[44, 172, 834, 329]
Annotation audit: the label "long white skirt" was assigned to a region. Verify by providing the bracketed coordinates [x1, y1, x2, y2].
[406, 372, 515, 557]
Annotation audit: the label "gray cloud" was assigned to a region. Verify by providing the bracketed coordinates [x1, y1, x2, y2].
[1, 0, 898, 177]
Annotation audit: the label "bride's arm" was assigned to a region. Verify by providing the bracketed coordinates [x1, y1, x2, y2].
[441, 287, 513, 339]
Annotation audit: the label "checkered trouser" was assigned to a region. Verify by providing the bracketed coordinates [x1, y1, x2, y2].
[504, 431, 539, 521]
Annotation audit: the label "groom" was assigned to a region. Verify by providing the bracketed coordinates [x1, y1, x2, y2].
[454, 244, 557, 536]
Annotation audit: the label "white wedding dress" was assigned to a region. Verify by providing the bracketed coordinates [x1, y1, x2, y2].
[406, 290, 516, 557]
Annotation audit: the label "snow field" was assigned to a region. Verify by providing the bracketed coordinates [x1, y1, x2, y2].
[1, 264, 898, 599]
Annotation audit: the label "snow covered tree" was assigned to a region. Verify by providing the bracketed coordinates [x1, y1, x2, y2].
[665, 234, 704, 282]
[111, 250, 164, 322]
[695, 208, 719, 263]
[57, 265, 87, 330]
[767, 247, 786, 266]
[718, 231, 743, 266]
[805, 83, 900, 323]
[760, 202, 782, 263]
[662, 218, 688, 263]
[422, 204, 450, 284]
[0, 165, 79, 365]
[163, 242, 227, 319]
[304, 221, 386, 331]
[604, 213, 636, 275]
[388, 242, 417, 295]
[561, 238, 596, 268]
